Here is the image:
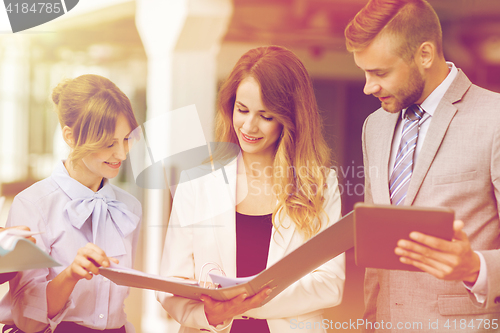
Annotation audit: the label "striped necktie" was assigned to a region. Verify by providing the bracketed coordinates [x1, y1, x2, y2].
[389, 104, 428, 205]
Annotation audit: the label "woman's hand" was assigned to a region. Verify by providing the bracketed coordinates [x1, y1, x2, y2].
[47, 243, 118, 318]
[200, 288, 271, 326]
[65, 243, 118, 282]
[0, 225, 37, 244]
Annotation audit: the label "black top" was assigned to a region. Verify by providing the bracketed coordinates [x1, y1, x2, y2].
[230, 212, 272, 333]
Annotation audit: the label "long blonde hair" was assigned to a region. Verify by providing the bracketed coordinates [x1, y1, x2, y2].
[52, 74, 138, 167]
[215, 46, 332, 239]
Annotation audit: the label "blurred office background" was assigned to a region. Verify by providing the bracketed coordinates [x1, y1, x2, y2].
[1, 0, 499, 332]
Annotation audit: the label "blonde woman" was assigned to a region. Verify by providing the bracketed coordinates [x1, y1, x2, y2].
[0, 75, 141, 333]
[157, 46, 345, 333]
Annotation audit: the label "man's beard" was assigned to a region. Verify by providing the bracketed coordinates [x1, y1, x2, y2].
[381, 65, 425, 113]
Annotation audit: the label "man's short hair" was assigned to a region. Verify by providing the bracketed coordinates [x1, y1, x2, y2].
[344, 0, 443, 61]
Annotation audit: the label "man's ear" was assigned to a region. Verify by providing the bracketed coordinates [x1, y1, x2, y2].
[416, 42, 435, 70]
[62, 126, 75, 148]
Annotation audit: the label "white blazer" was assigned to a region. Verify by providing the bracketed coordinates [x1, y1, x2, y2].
[156, 159, 345, 333]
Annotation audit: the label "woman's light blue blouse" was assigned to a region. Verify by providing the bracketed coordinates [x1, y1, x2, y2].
[0, 161, 142, 332]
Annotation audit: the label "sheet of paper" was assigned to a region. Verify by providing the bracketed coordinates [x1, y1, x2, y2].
[209, 273, 256, 288]
[0, 237, 60, 273]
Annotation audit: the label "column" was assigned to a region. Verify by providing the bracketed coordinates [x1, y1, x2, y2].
[135, 1, 233, 331]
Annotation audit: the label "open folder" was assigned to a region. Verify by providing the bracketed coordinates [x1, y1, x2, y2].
[100, 204, 456, 300]
[100, 211, 354, 304]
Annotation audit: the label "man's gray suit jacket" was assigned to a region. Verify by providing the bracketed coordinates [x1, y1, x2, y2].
[362, 70, 500, 332]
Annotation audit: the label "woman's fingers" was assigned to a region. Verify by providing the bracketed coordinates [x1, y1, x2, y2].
[72, 264, 94, 280]
[7, 226, 37, 244]
[69, 243, 113, 280]
[248, 288, 272, 307]
[69, 255, 98, 280]
[11, 225, 30, 232]
[201, 288, 272, 326]
[78, 243, 110, 268]
[75, 255, 101, 275]
[109, 257, 119, 264]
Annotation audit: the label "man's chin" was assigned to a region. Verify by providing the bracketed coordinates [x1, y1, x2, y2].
[380, 102, 401, 114]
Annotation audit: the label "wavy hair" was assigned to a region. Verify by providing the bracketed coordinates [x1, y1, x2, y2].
[215, 45, 332, 240]
[52, 74, 138, 167]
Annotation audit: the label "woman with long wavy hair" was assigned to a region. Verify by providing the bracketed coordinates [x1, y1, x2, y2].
[157, 45, 345, 333]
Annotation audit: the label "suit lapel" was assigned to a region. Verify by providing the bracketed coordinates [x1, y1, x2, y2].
[405, 70, 471, 205]
[267, 211, 296, 267]
[373, 112, 400, 204]
[212, 160, 238, 277]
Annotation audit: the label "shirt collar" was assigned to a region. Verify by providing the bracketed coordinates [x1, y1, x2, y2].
[52, 160, 115, 201]
[402, 62, 458, 119]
